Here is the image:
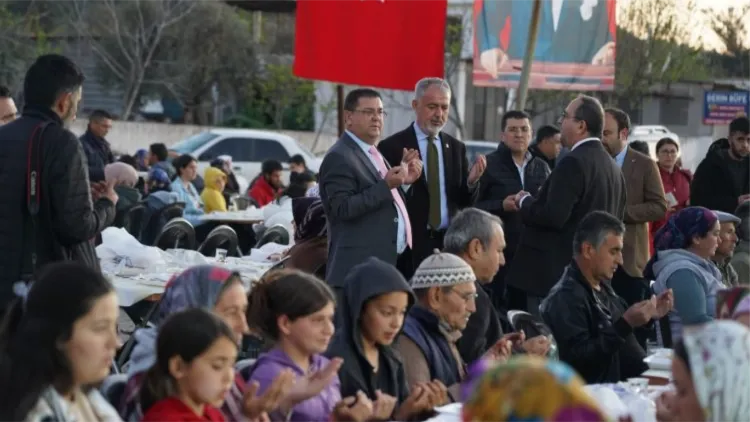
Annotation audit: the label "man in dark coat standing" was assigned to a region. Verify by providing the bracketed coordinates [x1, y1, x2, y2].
[80, 109, 114, 182]
[505, 95, 627, 316]
[379, 77, 486, 278]
[0, 55, 117, 312]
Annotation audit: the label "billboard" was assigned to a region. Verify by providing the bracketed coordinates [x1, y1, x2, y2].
[473, 0, 616, 91]
[703, 91, 749, 125]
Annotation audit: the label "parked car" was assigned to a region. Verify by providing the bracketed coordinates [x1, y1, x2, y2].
[169, 129, 322, 186]
[628, 125, 680, 158]
[464, 140, 498, 163]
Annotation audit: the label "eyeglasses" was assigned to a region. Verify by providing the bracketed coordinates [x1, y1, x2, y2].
[353, 108, 388, 118]
[449, 288, 479, 303]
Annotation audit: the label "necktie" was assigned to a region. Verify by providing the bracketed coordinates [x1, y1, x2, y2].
[368, 146, 412, 248]
[427, 136, 441, 229]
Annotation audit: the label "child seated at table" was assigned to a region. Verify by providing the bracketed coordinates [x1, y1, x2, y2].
[140, 308, 237, 422]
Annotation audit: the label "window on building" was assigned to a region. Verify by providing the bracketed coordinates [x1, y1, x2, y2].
[659, 97, 690, 126]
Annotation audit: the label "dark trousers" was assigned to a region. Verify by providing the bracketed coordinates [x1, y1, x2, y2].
[611, 266, 653, 349]
[402, 229, 445, 280]
[506, 285, 544, 318]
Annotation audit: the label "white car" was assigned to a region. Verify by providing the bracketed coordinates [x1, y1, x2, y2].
[463, 140, 498, 163]
[169, 129, 322, 188]
[628, 125, 680, 158]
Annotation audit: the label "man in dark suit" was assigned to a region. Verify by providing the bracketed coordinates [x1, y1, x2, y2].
[476, 0, 616, 78]
[319, 88, 422, 299]
[602, 108, 666, 349]
[505, 95, 626, 316]
[379, 77, 486, 278]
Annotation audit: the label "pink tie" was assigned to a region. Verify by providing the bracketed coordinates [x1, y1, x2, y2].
[369, 146, 412, 249]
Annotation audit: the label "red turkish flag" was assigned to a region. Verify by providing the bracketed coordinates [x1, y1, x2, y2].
[293, 0, 448, 91]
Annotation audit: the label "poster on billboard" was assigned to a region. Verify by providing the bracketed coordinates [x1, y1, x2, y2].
[473, 0, 616, 91]
[703, 91, 749, 125]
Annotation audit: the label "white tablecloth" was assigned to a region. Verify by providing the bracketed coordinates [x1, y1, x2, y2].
[109, 255, 272, 307]
[200, 209, 264, 223]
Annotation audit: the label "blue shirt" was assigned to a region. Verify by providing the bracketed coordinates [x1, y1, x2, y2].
[346, 130, 407, 254]
[614, 146, 628, 168]
[170, 179, 205, 226]
[414, 123, 449, 230]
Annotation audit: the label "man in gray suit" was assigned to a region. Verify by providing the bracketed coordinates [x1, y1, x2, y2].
[319, 88, 422, 299]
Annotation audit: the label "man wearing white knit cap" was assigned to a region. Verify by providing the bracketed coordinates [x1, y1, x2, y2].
[395, 251, 515, 402]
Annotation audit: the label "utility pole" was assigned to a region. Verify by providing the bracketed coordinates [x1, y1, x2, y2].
[337, 85, 345, 136]
[516, 0, 542, 111]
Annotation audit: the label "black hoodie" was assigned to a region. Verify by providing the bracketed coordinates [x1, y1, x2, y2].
[325, 257, 415, 403]
[691, 138, 750, 213]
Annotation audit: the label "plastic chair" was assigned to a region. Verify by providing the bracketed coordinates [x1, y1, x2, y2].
[197, 225, 239, 257]
[123, 204, 146, 240]
[154, 218, 197, 250]
[255, 224, 290, 248]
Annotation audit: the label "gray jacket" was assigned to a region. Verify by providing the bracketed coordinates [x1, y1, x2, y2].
[652, 249, 724, 342]
[318, 134, 406, 288]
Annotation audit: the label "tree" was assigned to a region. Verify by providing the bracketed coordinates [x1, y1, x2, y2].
[0, 3, 54, 93]
[65, 0, 196, 119]
[149, 2, 259, 125]
[703, 5, 750, 77]
[614, 0, 711, 104]
[245, 62, 315, 130]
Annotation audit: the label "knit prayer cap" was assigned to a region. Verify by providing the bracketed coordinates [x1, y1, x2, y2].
[411, 250, 475, 289]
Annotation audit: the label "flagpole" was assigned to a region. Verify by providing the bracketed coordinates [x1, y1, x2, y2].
[337, 85, 345, 136]
[516, 0, 542, 111]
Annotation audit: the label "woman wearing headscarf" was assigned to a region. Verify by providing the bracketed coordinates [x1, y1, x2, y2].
[216, 155, 241, 196]
[648, 207, 723, 344]
[657, 320, 750, 422]
[462, 357, 608, 422]
[135, 148, 150, 171]
[283, 197, 328, 278]
[105, 162, 141, 214]
[121, 265, 257, 421]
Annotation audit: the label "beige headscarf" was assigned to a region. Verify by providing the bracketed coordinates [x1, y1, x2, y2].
[104, 162, 138, 188]
[682, 320, 750, 421]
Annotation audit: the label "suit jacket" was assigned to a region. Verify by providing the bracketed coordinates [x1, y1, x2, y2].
[378, 124, 478, 266]
[476, 0, 614, 63]
[620, 147, 667, 278]
[506, 140, 627, 297]
[319, 133, 405, 288]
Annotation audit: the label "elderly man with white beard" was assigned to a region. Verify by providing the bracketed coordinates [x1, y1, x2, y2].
[379, 77, 486, 279]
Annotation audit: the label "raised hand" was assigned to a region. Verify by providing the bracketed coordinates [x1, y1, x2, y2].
[284, 357, 343, 407]
[242, 369, 294, 419]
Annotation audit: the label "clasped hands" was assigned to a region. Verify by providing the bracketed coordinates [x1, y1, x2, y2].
[385, 148, 422, 189]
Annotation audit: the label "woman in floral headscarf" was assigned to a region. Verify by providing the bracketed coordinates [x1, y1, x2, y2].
[657, 320, 750, 422]
[647, 207, 723, 344]
[283, 197, 328, 277]
[120, 265, 255, 421]
[462, 357, 608, 422]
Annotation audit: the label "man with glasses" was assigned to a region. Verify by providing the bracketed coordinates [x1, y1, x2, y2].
[0, 85, 17, 126]
[691, 116, 750, 213]
[395, 251, 522, 402]
[379, 77, 486, 279]
[318, 88, 422, 306]
[541, 211, 672, 384]
[504, 95, 627, 316]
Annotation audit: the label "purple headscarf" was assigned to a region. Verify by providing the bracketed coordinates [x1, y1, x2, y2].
[653, 206, 718, 251]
